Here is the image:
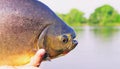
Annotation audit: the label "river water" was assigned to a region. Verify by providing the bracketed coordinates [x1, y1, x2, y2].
[41, 26, 120, 69]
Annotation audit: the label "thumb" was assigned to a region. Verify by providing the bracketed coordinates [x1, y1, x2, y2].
[28, 49, 45, 67]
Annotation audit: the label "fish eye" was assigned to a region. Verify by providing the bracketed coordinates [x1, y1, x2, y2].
[61, 35, 68, 44]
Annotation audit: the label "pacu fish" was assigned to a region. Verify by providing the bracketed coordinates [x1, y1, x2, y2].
[0, 0, 78, 66]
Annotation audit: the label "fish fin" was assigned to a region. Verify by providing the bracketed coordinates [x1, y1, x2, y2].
[46, 56, 51, 61]
[43, 53, 51, 61]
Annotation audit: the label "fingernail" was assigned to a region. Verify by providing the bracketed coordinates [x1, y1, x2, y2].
[36, 49, 46, 57]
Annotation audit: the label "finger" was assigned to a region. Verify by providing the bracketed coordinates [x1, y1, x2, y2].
[29, 49, 45, 67]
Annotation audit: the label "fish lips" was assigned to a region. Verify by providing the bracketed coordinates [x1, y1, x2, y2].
[72, 40, 78, 48]
[64, 40, 78, 54]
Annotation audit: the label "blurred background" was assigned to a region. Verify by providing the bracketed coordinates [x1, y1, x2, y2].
[39, 0, 120, 69]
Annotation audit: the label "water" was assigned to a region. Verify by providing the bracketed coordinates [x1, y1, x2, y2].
[41, 26, 120, 69]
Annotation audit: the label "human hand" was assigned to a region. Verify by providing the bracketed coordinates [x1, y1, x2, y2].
[0, 49, 46, 69]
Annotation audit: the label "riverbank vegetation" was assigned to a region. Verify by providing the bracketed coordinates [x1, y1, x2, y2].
[57, 4, 120, 26]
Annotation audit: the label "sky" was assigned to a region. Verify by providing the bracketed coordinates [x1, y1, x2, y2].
[39, 0, 120, 18]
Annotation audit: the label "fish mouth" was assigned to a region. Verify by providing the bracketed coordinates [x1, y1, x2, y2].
[70, 31, 78, 49]
[72, 40, 78, 47]
[62, 39, 78, 55]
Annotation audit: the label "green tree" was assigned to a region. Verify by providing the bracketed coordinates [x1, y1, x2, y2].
[114, 14, 120, 23]
[88, 4, 120, 26]
[57, 8, 87, 26]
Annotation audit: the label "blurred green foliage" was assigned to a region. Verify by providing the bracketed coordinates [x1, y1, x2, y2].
[57, 4, 120, 26]
[57, 8, 87, 26]
[88, 5, 120, 26]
